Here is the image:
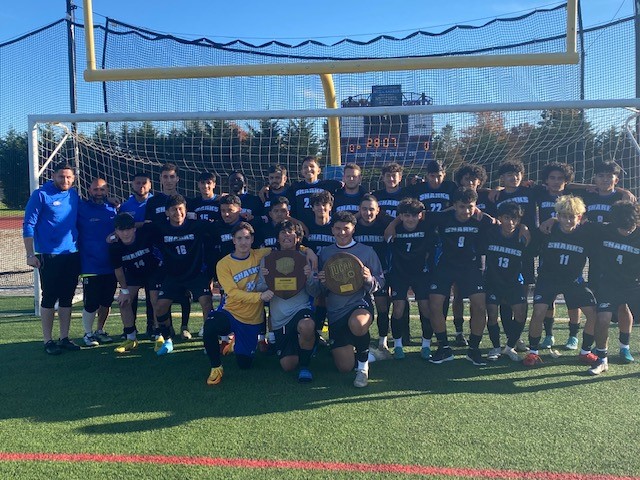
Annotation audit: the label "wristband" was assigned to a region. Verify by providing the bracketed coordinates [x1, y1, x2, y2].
[120, 288, 130, 294]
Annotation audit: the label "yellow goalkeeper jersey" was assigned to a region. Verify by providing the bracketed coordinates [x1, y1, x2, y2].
[216, 248, 271, 325]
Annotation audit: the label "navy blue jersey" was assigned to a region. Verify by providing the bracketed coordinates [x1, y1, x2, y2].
[390, 220, 435, 274]
[354, 215, 392, 272]
[592, 223, 640, 287]
[481, 224, 527, 287]
[264, 187, 290, 210]
[432, 210, 494, 270]
[476, 189, 494, 215]
[303, 220, 335, 256]
[144, 192, 170, 224]
[371, 188, 409, 219]
[582, 190, 626, 224]
[108, 226, 159, 280]
[187, 195, 221, 222]
[535, 222, 595, 282]
[238, 192, 265, 219]
[494, 186, 537, 228]
[333, 187, 367, 215]
[256, 219, 280, 249]
[406, 180, 457, 214]
[288, 179, 342, 226]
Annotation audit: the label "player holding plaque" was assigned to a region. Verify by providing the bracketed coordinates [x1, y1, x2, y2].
[256, 220, 322, 382]
[318, 211, 385, 388]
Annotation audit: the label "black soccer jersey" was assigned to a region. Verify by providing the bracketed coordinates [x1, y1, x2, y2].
[147, 219, 217, 282]
[144, 192, 170, 224]
[582, 190, 626, 224]
[432, 210, 493, 270]
[303, 220, 335, 256]
[354, 215, 393, 272]
[371, 188, 408, 218]
[238, 192, 265, 219]
[108, 226, 159, 282]
[406, 180, 457, 214]
[476, 189, 494, 215]
[593, 224, 640, 287]
[212, 218, 261, 264]
[187, 195, 221, 222]
[390, 220, 435, 274]
[535, 187, 563, 223]
[535, 222, 594, 282]
[494, 186, 537, 227]
[264, 187, 290, 210]
[333, 187, 367, 215]
[256, 219, 280, 249]
[481, 224, 527, 287]
[288, 179, 342, 226]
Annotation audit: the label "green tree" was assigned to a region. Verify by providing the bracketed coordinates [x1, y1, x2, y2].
[282, 118, 319, 161]
[0, 129, 29, 208]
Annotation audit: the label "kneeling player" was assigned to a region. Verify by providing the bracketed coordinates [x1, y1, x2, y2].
[318, 211, 385, 388]
[109, 213, 160, 353]
[482, 203, 529, 361]
[256, 220, 322, 382]
[524, 196, 598, 367]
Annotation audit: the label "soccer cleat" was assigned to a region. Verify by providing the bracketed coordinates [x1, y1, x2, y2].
[429, 346, 454, 364]
[466, 349, 487, 366]
[206, 366, 224, 385]
[181, 328, 192, 341]
[515, 339, 529, 352]
[393, 346, 405, 359]
[620, 347, 635, 364]
[44, 340, 62, 355]
[487, 347, 502, 361]
[297, 368, 313, 383]
[369, 347, 391, 361]
[154, 335, 165, 352]
[83, 333, 99, 347]
[454, 333, 469, 347]
[156, 339, 174, 356]
[94, 330, 113, 344]
[317, 336, 330, 348]
[588, 358, 609, 375]
[540, 335, 555, 349]
[420, 346, 431, 360]
[523, 352, 542, 367]
[565, 336, 579, 350]
[222, 337, 235, 356]
[502, 346, 521, 362]
[114, 339, 138, 353]
[353, 369, 369, 388]
[58, 337, 81, 351]
[579, 351, 598, 365]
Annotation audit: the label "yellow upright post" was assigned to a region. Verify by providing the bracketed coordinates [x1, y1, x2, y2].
[319, 74, 341, 166]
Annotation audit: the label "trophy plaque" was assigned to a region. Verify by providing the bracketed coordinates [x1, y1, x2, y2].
[264, 250, 308, 299]
[323, 252, 364, 295]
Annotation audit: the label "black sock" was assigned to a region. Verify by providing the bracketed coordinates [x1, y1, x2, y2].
[468, 333, 482, 350]
[543, 317, 555, 337]
[298, 347, 313, 368]
[180, 294, 191, 328]
[529, 336, 541, 351]
[420, 315, 433, 340]
[376, 310, 390, 338]
[500, 304, 514, 323]
[581, 333, 594, 351]
[619, 332, 631, 345]
[353, 331, 371, 363]
[435, 331, 449, 348]
[123, 326, 136, 335]
[595, 348, 608, 359]
[453, 317, 464, 334]
[487, 323, 501, 348]
[391, 311, 409, 342]
[507, 321, 526, 348]
[569, 322, 580, 337]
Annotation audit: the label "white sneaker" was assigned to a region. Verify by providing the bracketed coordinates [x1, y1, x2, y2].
[515, 339, 529, 352]
[83, 333, 99, 347]
[369, 347, 391, 361]
[588, 358, 609, 375]
[353, 369, 369, 388]
[502, 346, 521, 362]
[487, 347, 502, 361]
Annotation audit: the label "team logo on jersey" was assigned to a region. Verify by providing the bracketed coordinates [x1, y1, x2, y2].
[430, 284, 437, 290]
[599, 302, 611, 309]
[534, 294, 543, 301]
[489, 294, 497, 301]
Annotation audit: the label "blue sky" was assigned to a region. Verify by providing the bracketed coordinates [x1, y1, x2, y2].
[0, 0, 634, 44]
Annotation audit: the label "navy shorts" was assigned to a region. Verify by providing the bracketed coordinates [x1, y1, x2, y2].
[328, 302, 374, 349]
[429, 266, 484, 298]
[159, 273, 211, 301]
[596, 283, 640, 314]
[533, 277, 596, 310]
[485, 283, 527, 306]
[390, 270, 430, 300]
[273, 309, 316, 359]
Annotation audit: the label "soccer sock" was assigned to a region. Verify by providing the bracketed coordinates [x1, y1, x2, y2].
[529, 335, 541, 353]
[507, 321, 526, 349]
[453, 317, 464, 335]
[202, 321, 222, 368]
[595, 348, 608, 359]
[393, 337, 403, 349]
[402, 305, 411, 343]
[468, 333, 482, 350]
[157, 312, 171, 339]
[124, 326, 137, 340]
[258, 333, 266, 342]
[581, 333, 595, 352]
[267, 331, 276, 344]
[435, 331, 449, 348]
[377, 310, 390, 338]
[357, 360, 369, 372]
[298, 347, 313, 367]
[500, 304, 514, 323]
[353, 331, 371, 363]
[420, 315, 433, 340]
[82, 309, 96, 335]
[569, 322, 580, 338]
[421, 337, 431, 348]
[543, 317, 555, 337]
[180, 294, 191, 328]
[379, 336, 388, 349]
[487, 323, 501, 348]
[619, 332, 631, 347]
[391, 314, 408, 342]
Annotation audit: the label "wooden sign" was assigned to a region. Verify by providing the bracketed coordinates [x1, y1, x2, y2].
[323, 252, 364, 296]
[264, 250, 308, 299]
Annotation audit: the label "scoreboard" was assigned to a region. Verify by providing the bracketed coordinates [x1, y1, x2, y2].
[340, 85, 433, 165]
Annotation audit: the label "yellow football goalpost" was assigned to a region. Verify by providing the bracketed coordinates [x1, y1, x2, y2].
[80, 0, 580, 167]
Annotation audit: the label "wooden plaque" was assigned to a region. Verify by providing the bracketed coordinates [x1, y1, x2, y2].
[264, 250, 308, 299]
[323, 252, 364, 296]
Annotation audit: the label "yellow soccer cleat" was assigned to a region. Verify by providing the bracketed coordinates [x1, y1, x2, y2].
[206, 366, 224, 385]
[114, 339, 138, 354]
[154, 335, 165, 353]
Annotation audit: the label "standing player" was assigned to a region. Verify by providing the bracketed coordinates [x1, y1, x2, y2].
[188, 171, 221, 222]
[385, 198, 435, 360]
[318, 211, 385, 387]
[428, 188, 494, 366]
[288, 156, 342, 228]
[109, 213, 160, 353]
[482, 203, 529, 361]
[77, 178, 118, 347]
[256, 220, 322, 381]
[23, 161, 81, 355]
[589, 201, 640, 374]
[354, 194, 393, 353]
[260, 164, 290, 210]
[523, 196, 598, 367]
[229, 171, 264, 219]
[333, 163, 367, 214]
[406, 160, 457, 214]
[372, 162, 406, 218]
[303, 191, 335, 256]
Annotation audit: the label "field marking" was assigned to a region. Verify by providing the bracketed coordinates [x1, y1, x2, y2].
[1, 452, 638, 479]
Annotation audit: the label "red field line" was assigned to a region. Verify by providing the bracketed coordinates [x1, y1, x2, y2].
[0, 217, 22, 230]
[0, 452, 638, 480]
